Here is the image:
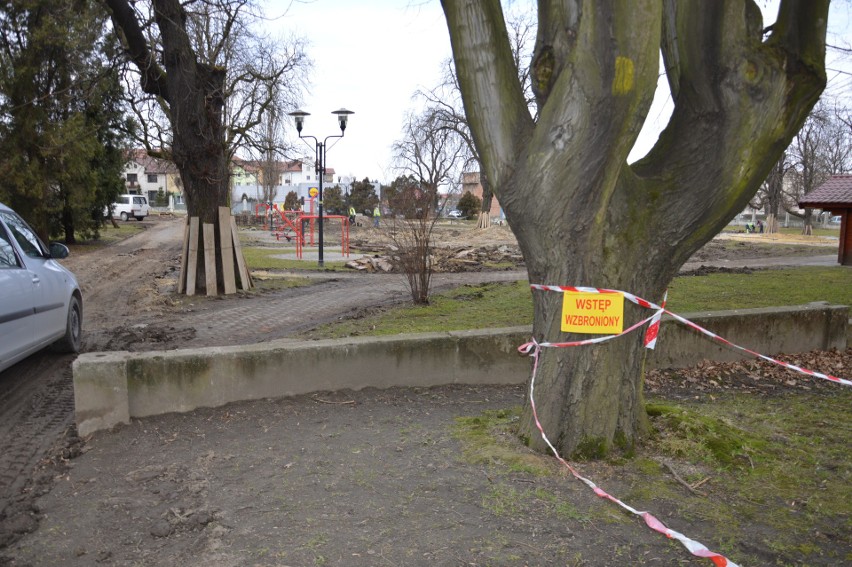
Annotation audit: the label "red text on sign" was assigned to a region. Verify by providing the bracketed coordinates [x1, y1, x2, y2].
[574, 298, 613, 313]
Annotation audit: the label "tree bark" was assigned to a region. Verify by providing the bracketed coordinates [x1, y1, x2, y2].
[106, 0, 248, 294]
[764, 154, 787, 234]
[442, 0, 827, 457]
[802, 208, 814, 235]
[477, 172, 493, 229]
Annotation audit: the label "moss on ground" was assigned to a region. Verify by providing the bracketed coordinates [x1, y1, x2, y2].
[452, 389, 852, 566]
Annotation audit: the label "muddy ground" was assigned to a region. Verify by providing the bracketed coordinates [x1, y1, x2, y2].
[0, 218, 847, 566]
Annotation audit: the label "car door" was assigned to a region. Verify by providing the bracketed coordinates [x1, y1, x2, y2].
[0, 221, 34, 365]
[0, 211, 67, 345]
[132, 195, 149, 217]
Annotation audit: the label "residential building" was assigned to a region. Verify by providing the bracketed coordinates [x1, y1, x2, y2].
[462, 171, 504, 219]
[231, 158, 352, 209]
[122, 149, 181, 205]
[122, 150, 354, 211]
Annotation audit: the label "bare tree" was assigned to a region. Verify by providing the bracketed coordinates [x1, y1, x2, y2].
[384, 175, 443, 304]
[416, 8, 535, 229]
[787, 101, 852, 233]
[255, 88, 287, 204]
[442, 0, 827, 457]
[754, 151, 792, 234]
[389, 111, 465, 303]
[393, 110, 465, 209]
[105, 0, 308, 294]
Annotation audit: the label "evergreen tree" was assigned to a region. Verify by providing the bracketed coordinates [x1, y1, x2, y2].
[283, 191, 300, 211]
[348, 178, 378, 215]
[456, 191, 481, 220]
[322, 185, 345, 215]
[0, 0, 130, 242]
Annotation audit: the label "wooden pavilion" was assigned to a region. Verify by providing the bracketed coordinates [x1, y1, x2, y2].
[799, 174, 852, 266]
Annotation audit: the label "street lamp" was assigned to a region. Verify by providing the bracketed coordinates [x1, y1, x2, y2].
[288, 108, 354, 267]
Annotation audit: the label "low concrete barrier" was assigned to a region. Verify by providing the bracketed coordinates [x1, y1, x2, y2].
[73, 303, 848, 436]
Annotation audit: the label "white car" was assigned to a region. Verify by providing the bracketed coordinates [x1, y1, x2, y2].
[448, 209, 463, 219]
[0, 203, 82, 372]
[105, 194, 150, 221]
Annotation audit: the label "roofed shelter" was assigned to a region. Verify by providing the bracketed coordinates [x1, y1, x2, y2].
[799, 174, 852, 266]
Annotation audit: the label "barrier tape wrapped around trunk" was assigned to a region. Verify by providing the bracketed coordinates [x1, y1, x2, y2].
[528, 284, 851, 386]
[519, 284, 851, 567]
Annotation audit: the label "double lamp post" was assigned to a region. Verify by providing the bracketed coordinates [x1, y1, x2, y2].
[288, 108, 354, 267]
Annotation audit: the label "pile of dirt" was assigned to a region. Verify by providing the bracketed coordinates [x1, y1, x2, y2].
[678, 265, 754, 276]
[345, 243, 525, 273]
[342, 223, 837, 273]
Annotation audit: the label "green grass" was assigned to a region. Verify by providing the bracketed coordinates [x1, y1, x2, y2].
[241, 246, 351, 271]
[453, 408, 554, 476]
[302, 280, 533, 339]
[723, 224, 840, 238]
[668, 266, 851, 311]
[453, 389, 852, 566]
[641, 391, 852, 564]
[777, 226, 840, 238]
[66, 222, 145, 254]
[300, 267, 851, 339]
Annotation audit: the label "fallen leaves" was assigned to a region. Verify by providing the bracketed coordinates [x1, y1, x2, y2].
[645, 347, 850, 398]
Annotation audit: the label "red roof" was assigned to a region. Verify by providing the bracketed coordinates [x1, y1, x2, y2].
[799, 174, 852, 207]
[126, 149, 179, 175]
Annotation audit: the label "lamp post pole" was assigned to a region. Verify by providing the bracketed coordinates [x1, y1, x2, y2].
[316, 141, 326, 266]
[288, 108, 353, 268]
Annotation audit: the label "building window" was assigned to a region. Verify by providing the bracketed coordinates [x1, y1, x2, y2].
[147, 174, 158, 183]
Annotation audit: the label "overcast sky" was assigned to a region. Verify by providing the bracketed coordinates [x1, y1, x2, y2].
[265, 1, 852, 184]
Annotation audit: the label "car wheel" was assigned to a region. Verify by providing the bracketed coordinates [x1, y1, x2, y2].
[120, 212, 129, 221]
[52, 295, 82, 353]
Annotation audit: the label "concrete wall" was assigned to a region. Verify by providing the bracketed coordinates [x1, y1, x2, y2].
[73, 303, 848, 436]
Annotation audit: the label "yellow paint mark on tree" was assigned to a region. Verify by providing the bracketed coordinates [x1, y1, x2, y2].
[612, 56, 634, 95]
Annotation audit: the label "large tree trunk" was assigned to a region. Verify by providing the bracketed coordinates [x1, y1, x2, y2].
[802, 207, 814, 235]
[477, 172, 494, 229]
[154, 0, 235, 294]
[106, 0, 249, 295]
[442, 0, 827, 458]
[765, 154, 787, 234]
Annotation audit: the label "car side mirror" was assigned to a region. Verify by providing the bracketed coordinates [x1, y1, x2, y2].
[49, 242, 69, 259]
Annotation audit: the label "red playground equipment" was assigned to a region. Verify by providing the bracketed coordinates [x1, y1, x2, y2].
[255, 199, 349, 260]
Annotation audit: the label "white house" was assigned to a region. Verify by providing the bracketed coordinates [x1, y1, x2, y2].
[122, 150, 354, 211]
[122, 149, 181, 205]
[231, 158, 353, 209]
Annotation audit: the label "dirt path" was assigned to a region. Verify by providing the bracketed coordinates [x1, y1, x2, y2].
[0, 385, 701, 567]
[0, 219, 846, 565]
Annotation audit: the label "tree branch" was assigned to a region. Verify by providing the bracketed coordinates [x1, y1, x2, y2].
[105, 0, 170, 100]
[634, 0, 828, 275]
[441, 0, 531, 190]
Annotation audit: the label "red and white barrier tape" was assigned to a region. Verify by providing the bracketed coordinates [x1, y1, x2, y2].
[518, 284, 849, 566]
[519, 339, 740, 567]
[528, 284, 851, 387]
[644, 290, 667, 350]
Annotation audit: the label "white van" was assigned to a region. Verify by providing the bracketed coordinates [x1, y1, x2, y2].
[105, 194, 150, 221]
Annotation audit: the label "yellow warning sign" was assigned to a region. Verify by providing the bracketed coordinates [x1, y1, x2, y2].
[561, 291, 624, 335]
[309, 187, 318, 198]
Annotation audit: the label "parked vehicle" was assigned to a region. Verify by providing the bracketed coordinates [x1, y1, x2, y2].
[105, 194, 150, 221]
[448, 209, 463, 219]
[0, 203, 82, 373]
